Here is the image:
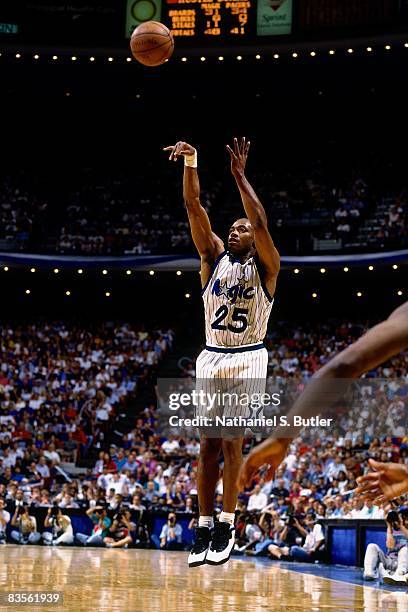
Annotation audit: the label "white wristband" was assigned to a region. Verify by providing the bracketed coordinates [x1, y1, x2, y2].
[184, 150, 198, 168]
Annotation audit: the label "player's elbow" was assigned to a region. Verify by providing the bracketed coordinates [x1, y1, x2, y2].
[272, 254, 281, 274]
[252, 215, 268, 231]
[184, 196, 200, 210]
[323, 352, 364, 379]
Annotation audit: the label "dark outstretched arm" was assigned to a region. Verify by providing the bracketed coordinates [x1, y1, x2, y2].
[163, 141, 224, 283]
[227, 138, 280, 295]
[238, 300, 408, 488]
[183, 165, 222, 260]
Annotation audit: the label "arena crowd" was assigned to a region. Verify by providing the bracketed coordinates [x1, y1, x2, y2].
[0, 318, 406, 554]
[0, 163, 406, 256]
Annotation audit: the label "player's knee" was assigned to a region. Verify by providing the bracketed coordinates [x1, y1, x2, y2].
[222, 438, 243, 461]
[199, 438, 222, 459]
[365, 543, 379, 557]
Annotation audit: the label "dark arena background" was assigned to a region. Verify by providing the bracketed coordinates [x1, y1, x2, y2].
[0, 2, 407, 611]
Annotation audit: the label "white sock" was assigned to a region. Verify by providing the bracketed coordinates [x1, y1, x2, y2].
[219, 511, 235, 526]
[198, 515, 214, 529]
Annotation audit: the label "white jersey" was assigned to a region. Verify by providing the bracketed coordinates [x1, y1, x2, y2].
[202, 251, 273, 349]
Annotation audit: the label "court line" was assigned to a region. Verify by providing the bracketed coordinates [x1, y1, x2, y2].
[271, 560, 404, 593]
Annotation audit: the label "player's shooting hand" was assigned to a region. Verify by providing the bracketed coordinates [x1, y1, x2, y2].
[163, 141, 196, 162]
[226, 137, 250, 177]
[355, 459, 408, 504]
[237, 438, 290, 490]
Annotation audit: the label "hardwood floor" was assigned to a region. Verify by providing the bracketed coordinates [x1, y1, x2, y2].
[0, 546, 405, 611]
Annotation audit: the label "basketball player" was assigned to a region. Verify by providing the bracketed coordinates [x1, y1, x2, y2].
[163, 137, 280, 566]
[237, 300, 408, 490]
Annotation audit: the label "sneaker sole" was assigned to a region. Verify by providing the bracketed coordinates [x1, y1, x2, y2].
[188, 558, 208, 568]
[188, 547, 210, 568]
[382, 576, 406, 586]
[205, 550, 233, 566]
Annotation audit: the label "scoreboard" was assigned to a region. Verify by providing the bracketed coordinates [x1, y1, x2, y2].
[166, 0, 253, 38]
[126, 0, 294, 41]
[125, 0, 397, 44]
[0, 0, 400, 49]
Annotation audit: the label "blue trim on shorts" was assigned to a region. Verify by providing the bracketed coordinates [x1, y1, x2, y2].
[204, 343, 265, 353]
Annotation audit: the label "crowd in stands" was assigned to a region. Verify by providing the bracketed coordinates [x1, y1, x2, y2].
[0, 318, 406, 554]
[0, 163, 406, 256]
[0, 320, 173, 522]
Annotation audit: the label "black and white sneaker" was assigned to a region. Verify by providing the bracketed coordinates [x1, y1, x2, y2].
[205, 521, 235, 565]
[382, 571, 407, 586]
[188, 526, 212, 567]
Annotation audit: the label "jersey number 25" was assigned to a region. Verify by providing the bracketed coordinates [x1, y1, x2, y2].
[211, 306, 248, 333]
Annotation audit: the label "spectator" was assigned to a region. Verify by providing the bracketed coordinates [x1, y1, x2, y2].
[271, 479, 290, 499]
[241, 508, 283, 557]
[129, 493, 146, 512]
[161, 436, 180, 455]
[75, 505, 112, 547]
[43, 444, 61, 465]
[247, 484, 268, 513]
[105, 472, 128, 497]
[152, 512, 183, 550]
[42, 506, 74, 546]
[363, 508, 408, 581]
[268, 515, 305, 560]
[287, 513, 326, 563]
[359, 500, 384, 519]
[10, 504, 41, 544]
[0, 498, 10, 544]
[104, 509, 136, 548]
[35, 457, 50, 480]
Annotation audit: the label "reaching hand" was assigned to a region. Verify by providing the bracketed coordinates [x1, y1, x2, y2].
[356, 459, 408, 504]
[163, 141, 196, 162]
[237, 438, 290, 491]
[226, 137, 250, 177]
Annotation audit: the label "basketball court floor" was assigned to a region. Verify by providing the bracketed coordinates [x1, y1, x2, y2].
[0, 546, 407, 612]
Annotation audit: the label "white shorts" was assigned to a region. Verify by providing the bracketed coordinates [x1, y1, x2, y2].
[195, 346, 268, 420]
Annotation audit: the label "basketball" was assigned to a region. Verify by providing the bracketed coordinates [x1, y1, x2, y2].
[130, 21, 174, 67]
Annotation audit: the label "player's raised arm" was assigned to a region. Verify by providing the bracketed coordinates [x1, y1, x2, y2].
[226, 137, 280, 296]
[237, 300, 408, 489]
[163, 142, 224, 278]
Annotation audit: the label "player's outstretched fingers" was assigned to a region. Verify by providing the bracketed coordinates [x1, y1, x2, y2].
[172, 144, 179, 161]
[163, 145, 175, 161]
[356, 472, 383, 497]
[368, 459, 387, 471]
[356, 471, 384, 486]
[373, 494, 388, 506]
[355, 483, 381, 498]
[226, 145, 236, 159]
[173, 142, 185, 161]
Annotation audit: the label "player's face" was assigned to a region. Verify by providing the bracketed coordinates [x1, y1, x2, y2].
[227, 219, 254, 255]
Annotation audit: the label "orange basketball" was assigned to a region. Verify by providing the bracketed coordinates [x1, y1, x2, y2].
[130, 21, 174, 67]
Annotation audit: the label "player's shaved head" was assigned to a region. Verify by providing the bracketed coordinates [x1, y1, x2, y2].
[233, 217, 252, 228]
